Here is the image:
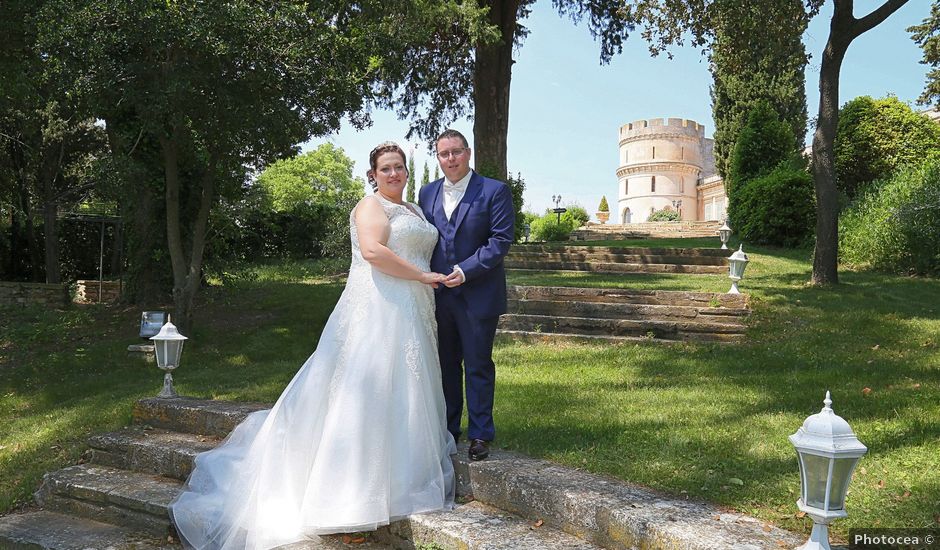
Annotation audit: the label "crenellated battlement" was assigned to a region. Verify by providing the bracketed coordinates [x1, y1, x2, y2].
[619, 118, 705, 139]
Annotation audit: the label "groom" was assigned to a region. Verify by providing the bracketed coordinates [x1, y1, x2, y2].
[419, 129, 515, 461]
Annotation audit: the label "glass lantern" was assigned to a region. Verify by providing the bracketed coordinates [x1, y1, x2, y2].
[789, 391, 867, 550]
[727, 244, 749, 294]
[150, 315, 188, 398]
[718, 220, 732, 250]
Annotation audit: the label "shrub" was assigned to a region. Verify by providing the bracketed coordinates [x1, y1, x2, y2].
[505, 172, 527, 243]
[647, 208, 680, 222]
[530, 212, 575, 242]
[733, 164, 816, 248]
[727, 100, 798, 193]
[835, 95, 940, 200]
[598, 196, 609, 212]
[564, 204, 590, 227]
[840, 157, 940, 275]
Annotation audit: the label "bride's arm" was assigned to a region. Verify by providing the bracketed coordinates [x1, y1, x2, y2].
[355, 196, 445, 286]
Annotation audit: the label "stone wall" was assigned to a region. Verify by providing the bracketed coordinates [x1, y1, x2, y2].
[0, 281, 70, 308]
[75, 280, 122, 303]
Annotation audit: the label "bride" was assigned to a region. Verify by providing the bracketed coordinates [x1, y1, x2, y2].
[169, 142, 457, 550]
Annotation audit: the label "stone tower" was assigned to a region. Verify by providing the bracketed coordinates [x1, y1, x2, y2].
[616, 118, 714, 223]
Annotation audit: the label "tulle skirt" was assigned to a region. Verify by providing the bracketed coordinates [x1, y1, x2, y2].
[169, 267, 456, 550]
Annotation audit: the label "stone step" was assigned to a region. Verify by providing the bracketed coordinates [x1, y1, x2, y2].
[29, 456, 596, 550]
[570, 232, 721, 241]
[34, 464, 180, 537]
[507, 251, 727, 266]
[452, 448, 804, 550]
[513, 245, 728, 257]
[0, 510, 174, 550]
[87, 427, 221, 481]
[498, 314, 745, 343]
[133, 397, 267, 436]
[508, 285, 748, 308]
[495, 329, 690, 346]
[382, 500, 601, 550]
[507, 299, 747, 325]
[505, 261, 725, 275]
[74, 398, 803, 549]
[585, 221, 722, 230]
[29, 464, 392, 549]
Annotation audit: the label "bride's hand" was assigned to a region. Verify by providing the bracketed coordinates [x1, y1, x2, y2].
[420, 272, 447, 288]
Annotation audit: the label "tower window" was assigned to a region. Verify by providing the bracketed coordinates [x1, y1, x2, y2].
[652, 146, 656, 159]
[651, 176, 656, 193]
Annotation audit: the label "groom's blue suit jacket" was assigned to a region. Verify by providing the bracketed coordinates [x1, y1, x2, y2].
[419, 171, 515, 319]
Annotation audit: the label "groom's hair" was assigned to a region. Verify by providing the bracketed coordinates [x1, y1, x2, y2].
[436, 129, 469, 149]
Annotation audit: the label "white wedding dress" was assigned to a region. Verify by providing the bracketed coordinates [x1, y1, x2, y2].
[169, 195, 456, 550]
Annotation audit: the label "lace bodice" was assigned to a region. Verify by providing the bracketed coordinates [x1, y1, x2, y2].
[349, 195, 439, 272]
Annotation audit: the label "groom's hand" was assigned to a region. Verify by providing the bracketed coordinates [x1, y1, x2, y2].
[421, 272, 447, 288]
[442, 270, 464, 288]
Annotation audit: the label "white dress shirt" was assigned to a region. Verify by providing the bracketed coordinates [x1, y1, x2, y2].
[442, 170, 473, 221]
[442, 170, 473, 283]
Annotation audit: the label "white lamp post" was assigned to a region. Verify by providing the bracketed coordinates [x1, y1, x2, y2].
[789, 391, 867, 550]
[150, 315, 188, 398]
[727, 244, 749, 294]
[718, 220, 732, 250]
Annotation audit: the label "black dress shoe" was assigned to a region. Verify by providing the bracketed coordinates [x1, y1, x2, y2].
[468, 439, 490, 461]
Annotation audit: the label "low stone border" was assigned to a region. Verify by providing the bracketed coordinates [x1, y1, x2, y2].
[0, 281, 69, 308]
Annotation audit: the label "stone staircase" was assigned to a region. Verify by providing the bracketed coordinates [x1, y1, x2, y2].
[570, 220, 723, 241]
[506, 245, 729, 275]
[0, 397, 802, 549]
[499, 285, 749, 343]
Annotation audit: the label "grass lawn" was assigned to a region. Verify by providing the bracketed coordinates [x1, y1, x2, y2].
[2, 248, 939, 540]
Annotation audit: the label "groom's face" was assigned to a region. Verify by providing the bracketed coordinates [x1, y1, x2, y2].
[436, 136, 471, 183]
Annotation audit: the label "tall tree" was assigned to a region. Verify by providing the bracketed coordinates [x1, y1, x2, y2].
[386, 1, 636, 182]
[910, 2, 940, 109]
[1, 0, 110, 283]
[809, 0, 909, 285]
[421, 161, 431, 187]
[39, 0, 492, 330]
[624, 0, 912, 285]
[406, 153, 416, 203]
[709, 0, 811, 180]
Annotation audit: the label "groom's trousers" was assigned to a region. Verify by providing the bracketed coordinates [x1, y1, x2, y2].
[435, 291, 498, 442]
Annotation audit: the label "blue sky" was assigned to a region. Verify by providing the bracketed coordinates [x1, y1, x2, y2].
[305, 1, 933, 216]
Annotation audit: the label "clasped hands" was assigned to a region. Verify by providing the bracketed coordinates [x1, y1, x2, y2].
[421, 269, 463, 289]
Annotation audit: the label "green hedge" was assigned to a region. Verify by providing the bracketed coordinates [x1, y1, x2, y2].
[647, 208, 679, 222]
[734, 165, 816, 248]
[840, 157, 940, 275]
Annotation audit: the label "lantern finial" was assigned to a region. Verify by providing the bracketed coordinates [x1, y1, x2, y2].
[822, 391, 832, 412]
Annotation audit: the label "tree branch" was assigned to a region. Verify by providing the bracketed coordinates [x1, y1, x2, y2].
[852, 0, 909, 38]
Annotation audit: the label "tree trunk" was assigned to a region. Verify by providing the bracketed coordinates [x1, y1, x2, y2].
[160, 124, 217, 334]
[810, 19, 850, 285]
[105, 120, 166, 304]
[110, 219, 123, 276]
[41, 143, 64, 284]
[159, 126, 191, 331]
[15, 174, 43, 282]
[810, 0, 909, 285]
[473, 0, 521, 181]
